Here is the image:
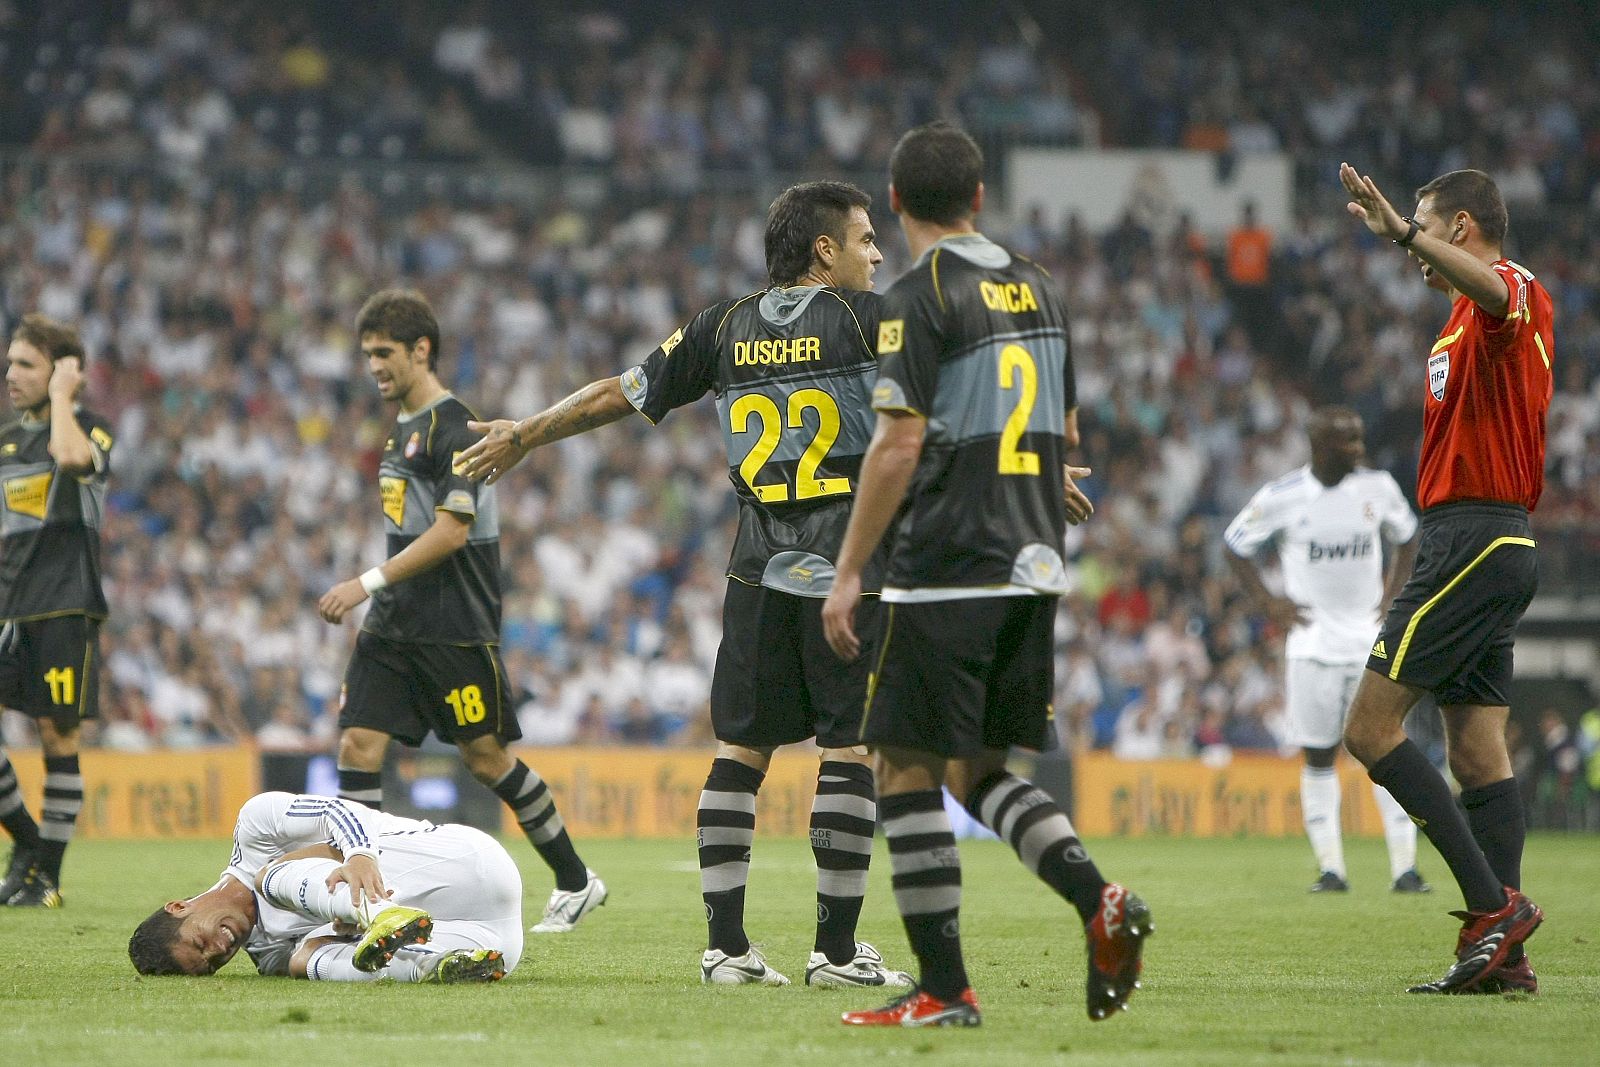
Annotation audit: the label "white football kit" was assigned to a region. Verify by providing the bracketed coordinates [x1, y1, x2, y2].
[1224, 466, 1418, 747]
[221, 792, 523, 979]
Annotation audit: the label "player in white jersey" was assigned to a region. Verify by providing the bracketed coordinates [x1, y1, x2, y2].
[1225, 407, 1430, 893]
[127, 792, 522, 982]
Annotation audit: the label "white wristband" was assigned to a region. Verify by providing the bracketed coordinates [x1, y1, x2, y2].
[359, 568, 389, 596]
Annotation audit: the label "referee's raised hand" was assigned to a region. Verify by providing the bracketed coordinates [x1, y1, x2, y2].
[1339, 162, 1408, 242]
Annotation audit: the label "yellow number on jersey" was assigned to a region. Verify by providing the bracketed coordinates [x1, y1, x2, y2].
[730, 388, 850, 503]
[997, 343, 1041, 475]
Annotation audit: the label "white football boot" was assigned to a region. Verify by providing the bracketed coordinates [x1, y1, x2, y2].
[701, 944, 790, 985]
[530, 868, 608, 933]
[804, 941, 914, 988]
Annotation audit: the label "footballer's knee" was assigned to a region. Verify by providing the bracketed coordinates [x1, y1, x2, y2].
[819, 745, 870, 767]
[337, 727, 389, 771]
[459, 738, 514, 783]
[1341, 717, 1390, 768]
[715, 742, 773, 774]
[36, 719, 79, 758]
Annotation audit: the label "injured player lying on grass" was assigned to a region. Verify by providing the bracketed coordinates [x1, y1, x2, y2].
[127, 792, 521, 983]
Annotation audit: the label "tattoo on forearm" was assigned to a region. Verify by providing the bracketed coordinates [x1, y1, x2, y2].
[526, 386, 613, 443]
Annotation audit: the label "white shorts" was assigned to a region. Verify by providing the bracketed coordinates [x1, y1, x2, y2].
[1284, 659, 1363, 750]
[367, 823, 525, 974]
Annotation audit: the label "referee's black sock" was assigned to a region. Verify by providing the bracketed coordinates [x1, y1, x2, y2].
[1369, 740, 1504, 913]
[881, 789, 968, 1001]
[966, 770, 1106, 925]
[1461, 777, 1527, 960]
[0, 751, 42, 851]
[337, 767, 384, 810]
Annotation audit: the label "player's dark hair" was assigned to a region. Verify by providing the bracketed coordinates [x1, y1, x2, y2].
[765, 181, 873, 288]
[11, 312, 86, 366]
[889, 122, 984, 225]
[1416, 169, 1507, 247]
[128, 907, 188, 976]
[356, 288, 442, 370]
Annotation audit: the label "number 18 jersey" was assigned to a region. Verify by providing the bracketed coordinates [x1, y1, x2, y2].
[872, 234, 1076, 601]
[621, 285, 882, 596]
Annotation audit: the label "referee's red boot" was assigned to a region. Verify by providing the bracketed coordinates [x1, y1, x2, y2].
[1408, 887, 1542, 993]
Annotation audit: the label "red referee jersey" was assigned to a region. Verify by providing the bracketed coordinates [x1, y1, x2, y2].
[1418, 258, 1553, 510]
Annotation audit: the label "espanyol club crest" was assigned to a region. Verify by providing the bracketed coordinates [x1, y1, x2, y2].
[1428, 351, 1449, 401]
[404, 430, 422, 458]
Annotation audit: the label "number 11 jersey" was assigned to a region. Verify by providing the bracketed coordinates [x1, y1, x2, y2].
[621, 286, 882, 597]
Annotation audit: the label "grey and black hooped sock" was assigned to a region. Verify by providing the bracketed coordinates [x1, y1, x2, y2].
[492, 760, 588, 891]
[698, 758, 763, 956]
[37, 754, 83, 882]
[966, 770, 1106, 924]
[811, 760, 876, 964]
[0, 750, 41, 851]
[337, 767, 384, 810]
[881, 789, 968, 1001]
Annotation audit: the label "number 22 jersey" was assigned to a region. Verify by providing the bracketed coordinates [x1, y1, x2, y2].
[621, 286, 881, 596]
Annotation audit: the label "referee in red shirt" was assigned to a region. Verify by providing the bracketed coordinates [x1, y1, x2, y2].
[1338, 164, 1552, 995]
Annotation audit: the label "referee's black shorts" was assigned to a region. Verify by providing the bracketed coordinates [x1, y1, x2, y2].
[1367, 501, 1537, 707]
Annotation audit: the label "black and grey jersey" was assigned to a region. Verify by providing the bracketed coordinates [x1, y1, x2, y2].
[0, 408, 112, 621]
[364, 393, 501, 645]
[872, 233, 1076, 600]
[621, 285, 882, 597]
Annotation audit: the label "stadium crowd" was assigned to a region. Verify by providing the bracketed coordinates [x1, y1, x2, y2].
[1, 3, 1597, 818]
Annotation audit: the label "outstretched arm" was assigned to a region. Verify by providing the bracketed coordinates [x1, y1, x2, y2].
[456, 376, 637, 484]
[1338, 162, 1508, 316]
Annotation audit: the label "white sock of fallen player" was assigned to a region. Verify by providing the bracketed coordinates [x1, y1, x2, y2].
[258, 857, 405, 927]
[303, 941, 434, 982]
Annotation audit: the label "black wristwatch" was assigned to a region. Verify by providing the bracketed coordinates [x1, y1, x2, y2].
[1395, 217, 1419, 247]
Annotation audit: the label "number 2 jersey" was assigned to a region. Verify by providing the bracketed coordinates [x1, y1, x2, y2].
[0, 408, 113, 621]
[364, 393, 501, 645]
[872, 233, 1076, 600]
[621, 285, 881, 596]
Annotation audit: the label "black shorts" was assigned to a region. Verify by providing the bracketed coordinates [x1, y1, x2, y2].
[710, 580, 879, 749]
[0, 614, 100, 732]
[1368, 502, 1538, 707]
[340, 631, 519, 748]
[860, 596, 1056, 758]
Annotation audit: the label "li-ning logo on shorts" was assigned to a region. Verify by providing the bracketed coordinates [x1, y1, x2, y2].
[1428, 351, 1450, 400]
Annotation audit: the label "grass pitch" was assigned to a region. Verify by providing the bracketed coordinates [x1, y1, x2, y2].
[1, 833, 1595, 1067]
